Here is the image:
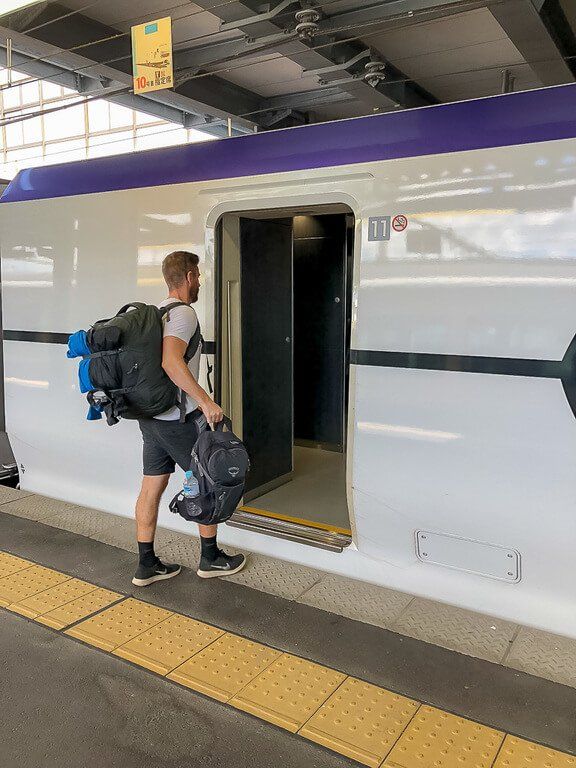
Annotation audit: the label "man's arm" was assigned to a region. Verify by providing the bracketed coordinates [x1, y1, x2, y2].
[162, 336, 223, 424]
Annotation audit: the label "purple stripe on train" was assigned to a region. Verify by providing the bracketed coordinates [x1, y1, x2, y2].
[3, 84, 576, 203]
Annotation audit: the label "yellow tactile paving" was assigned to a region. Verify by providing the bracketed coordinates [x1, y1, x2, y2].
[10, 578, 98, 619]
[65, 597, 172, 652]
[36, 587, 122, 630]
[0, 564, 70, 607]
[300, 677, 419, 768]
[383, 705, 504, 768]
[168, 632, 282, 702]
[494, 735, 576, 767]
[114, 613, 224, 675]
[231, 653, 346, 733]
[0, 552, 33, 579]
[1, 550, 575, 768]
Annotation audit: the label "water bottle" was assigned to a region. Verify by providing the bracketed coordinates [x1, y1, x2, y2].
[182, 470, 199, 499]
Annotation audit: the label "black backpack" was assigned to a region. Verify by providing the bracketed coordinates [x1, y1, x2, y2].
[85, 301, 206, 425]
[169, 417, 250, 526]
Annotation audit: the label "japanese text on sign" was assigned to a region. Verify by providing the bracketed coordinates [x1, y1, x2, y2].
[131, 17, 174, 94]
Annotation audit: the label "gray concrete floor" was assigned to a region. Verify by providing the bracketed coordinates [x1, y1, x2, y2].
[3, 485, 576, 693]
[1, 512, 576, 760]
[2, 611, 354, 768]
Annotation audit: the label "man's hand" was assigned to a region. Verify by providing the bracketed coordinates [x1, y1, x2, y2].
[199, 396, 224, 425]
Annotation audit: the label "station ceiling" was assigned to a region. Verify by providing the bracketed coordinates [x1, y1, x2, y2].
[0, 0, 575, 137]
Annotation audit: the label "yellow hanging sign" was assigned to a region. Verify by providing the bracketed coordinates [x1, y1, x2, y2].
[131, 16, 174, 94]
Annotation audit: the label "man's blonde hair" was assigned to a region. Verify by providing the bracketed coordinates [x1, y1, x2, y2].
[162, 251, 199, 289]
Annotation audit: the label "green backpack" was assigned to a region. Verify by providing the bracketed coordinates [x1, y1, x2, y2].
[85, 302, 205, 425]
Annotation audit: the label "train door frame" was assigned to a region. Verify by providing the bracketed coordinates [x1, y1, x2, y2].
[208, 196, 360, 552]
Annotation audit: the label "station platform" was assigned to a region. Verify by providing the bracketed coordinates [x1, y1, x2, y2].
[1, 485, 576, 768]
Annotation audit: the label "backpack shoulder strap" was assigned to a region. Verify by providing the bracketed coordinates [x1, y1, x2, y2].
[185, 330, 213, 395]
[161, 304, 203, 421]
[178, 325, 206, 421]
[184, 323, 202, 363]
[160, 302, 204, 366]
[159, 301, 189, 321]
[116, 302, 147, 315]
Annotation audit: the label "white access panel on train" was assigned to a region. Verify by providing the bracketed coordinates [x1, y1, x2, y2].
[415, 531, 520, 582]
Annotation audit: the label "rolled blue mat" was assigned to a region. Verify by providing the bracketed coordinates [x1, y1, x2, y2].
[66, 329, 90, 358]
[78, 358, 94, 393]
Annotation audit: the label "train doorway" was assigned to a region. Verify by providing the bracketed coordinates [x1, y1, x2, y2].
[216, 206, 354, 550]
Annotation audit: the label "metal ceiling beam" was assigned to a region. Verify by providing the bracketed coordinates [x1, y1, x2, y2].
[190, 0, 437, 109]
[175, 0, 486, 71]
[188, 86, 354, 130]
[22, 2, 266, 122]
[0, 45, 102, 93]
[317, 0, 473, 31]
[218, 0, 298, 32]
[0, 3, 263, 133]
[176, 73, 261, 121]
[190, 0, 294, 34]
[175, 37, 282, 72]
[489, 0, 574, 85]
[0, 46, 219, 129]
[108, 91, 234, 137]
[7, 0, 439, 124]
[0, 32, 254, 135]
[177, 0, 484, 107]
[263, 86, 354, 110]
[259, 106, 306, 127]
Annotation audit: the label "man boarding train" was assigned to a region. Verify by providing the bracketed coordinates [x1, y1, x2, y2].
[133, 250, 246, 586]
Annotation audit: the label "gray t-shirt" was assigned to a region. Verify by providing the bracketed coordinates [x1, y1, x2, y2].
[154, 298, 201, 421]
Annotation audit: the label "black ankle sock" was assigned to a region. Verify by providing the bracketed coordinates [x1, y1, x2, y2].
[200, 535, 219, 562]
[138, 541, 158, 568]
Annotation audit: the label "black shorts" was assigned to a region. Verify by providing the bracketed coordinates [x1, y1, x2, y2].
[138, 409, 202, 476]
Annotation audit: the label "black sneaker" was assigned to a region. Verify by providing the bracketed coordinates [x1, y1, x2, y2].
[197, 552, 246, 579]
[132, 560, 181, 587]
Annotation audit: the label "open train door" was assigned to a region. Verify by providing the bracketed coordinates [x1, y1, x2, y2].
[219, 215, 294, 500]
[218, 208, 352, 551]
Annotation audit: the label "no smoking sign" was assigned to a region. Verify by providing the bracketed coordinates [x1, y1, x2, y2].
[392, 215, 408, 232]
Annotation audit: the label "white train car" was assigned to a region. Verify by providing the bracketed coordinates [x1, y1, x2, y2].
[2, 84, 576, 636]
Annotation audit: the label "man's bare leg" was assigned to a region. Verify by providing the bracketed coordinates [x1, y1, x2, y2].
[133, 474, 181, 586]
[198, 523, 217, 539]
[136, 474, 169, 542]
